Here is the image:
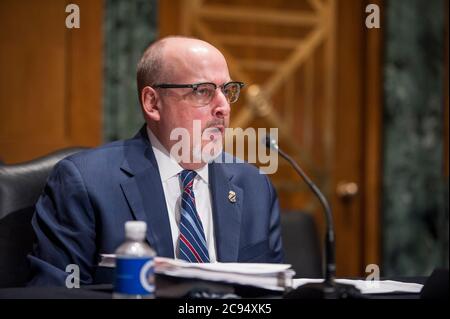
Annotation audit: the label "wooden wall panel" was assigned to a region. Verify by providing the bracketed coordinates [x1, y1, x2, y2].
[333, 0, 365, 276]
[159, 0, 382, 277]
[0, 0, 66, 160]
[363, 0, 383, 273]
[0, 0, 102, 164]
[68, 0, 103, 145]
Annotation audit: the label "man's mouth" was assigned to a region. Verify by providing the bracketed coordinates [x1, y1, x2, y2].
[203, 125, 224, 140]
[213, 125, 224, 134]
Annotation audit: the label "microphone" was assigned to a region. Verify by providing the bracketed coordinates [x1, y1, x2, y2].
[265, 135, 362, 299]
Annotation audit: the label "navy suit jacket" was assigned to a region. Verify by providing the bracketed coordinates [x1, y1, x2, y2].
[28, 127, 284, 286]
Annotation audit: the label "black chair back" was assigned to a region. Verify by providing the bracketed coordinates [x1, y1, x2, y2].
[0, 148, 87, 287]
[280, 211, 322, 278]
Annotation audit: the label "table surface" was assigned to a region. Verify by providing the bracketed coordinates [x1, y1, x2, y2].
[0, 277, 428, 299]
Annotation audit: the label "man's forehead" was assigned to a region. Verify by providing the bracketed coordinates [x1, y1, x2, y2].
[163, 37, 212, 49]
[162, 39, 229, 82]
[188, 45, 210, 55]
[164, 39, 220, 59]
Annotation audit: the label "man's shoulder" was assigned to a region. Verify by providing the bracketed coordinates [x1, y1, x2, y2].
[214, 153, 268, 179]
[213, 153, 276, 198]
[60, 135, 147, 169]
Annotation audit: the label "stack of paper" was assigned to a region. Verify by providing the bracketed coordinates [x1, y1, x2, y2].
[99, 255, 423, 295]
[293, 278, 423, 294]
[98, 254, 116, 268]
[155, 257, 295, 291]
[99, 254, 295, 291]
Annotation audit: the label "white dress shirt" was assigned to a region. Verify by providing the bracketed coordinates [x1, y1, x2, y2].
[147, 127, 217, 262]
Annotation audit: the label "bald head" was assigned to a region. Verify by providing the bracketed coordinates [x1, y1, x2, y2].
[136, 36, 228, 104]
[137, 36, 233, 169]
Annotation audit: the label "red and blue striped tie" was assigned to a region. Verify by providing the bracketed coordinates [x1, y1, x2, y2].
[178, 170, 210, 263]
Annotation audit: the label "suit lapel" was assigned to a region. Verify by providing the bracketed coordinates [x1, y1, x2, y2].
[119, 128, 174, 258]
[209, 161, 243, 262]
[118, 127, 243, 261]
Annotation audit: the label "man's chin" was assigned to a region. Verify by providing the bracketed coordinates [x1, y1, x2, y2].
[192, 142, 223, 164]
[203, 126, 225, 141]
[209, 133, 224, 143]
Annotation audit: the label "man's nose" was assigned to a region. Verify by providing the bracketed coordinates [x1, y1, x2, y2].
[211, 90, 231, 118]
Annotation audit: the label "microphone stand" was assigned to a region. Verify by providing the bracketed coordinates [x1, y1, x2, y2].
[266, 137, 362, 299]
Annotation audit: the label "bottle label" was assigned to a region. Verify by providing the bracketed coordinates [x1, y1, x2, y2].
[114, 257, 155, 295]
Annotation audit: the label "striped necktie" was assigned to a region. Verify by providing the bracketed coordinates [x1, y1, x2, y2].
[178, 170, 210, 263]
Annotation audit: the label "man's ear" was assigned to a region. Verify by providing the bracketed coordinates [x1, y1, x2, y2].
[141, 86, 161, 121]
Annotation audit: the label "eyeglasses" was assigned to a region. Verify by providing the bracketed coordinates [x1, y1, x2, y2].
[153, 81, 245, 106]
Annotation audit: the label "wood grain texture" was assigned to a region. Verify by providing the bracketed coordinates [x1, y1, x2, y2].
[159, 0, 383, 277]
[0, 0, 102, 163]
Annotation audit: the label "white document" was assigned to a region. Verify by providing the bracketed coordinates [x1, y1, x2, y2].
[101, 255, 422, 294]
[155, 257, 295, 291]
[99, 254, 295, 291]
[98, 254, 116, 268]
[293, 278, 423, 294]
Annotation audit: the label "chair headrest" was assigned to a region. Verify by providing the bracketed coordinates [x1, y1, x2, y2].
[0, 148, 88, 219]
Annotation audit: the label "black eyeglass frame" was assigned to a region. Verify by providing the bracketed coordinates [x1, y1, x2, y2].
[152, 81, 245, 103]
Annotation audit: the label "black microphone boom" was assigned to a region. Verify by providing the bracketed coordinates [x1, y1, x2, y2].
[265, 135, 361, 299]
[265, 136, 336, 284]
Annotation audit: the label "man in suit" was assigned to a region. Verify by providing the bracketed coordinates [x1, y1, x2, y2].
[28, 36, 283, 286]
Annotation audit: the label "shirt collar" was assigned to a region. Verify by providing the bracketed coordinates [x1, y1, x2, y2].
[195, 161, 209, 184]
[146, 126, 209, 184]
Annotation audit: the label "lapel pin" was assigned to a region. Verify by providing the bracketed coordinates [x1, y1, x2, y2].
[228, 190, 236, 203]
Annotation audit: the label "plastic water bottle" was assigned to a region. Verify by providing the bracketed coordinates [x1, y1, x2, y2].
[113, 221, 156, 299]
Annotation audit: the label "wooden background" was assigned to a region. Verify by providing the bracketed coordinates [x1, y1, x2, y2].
[0, 0, 387, 276]
[0, 0, 102, 162]
[160, 0, 383, 276]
